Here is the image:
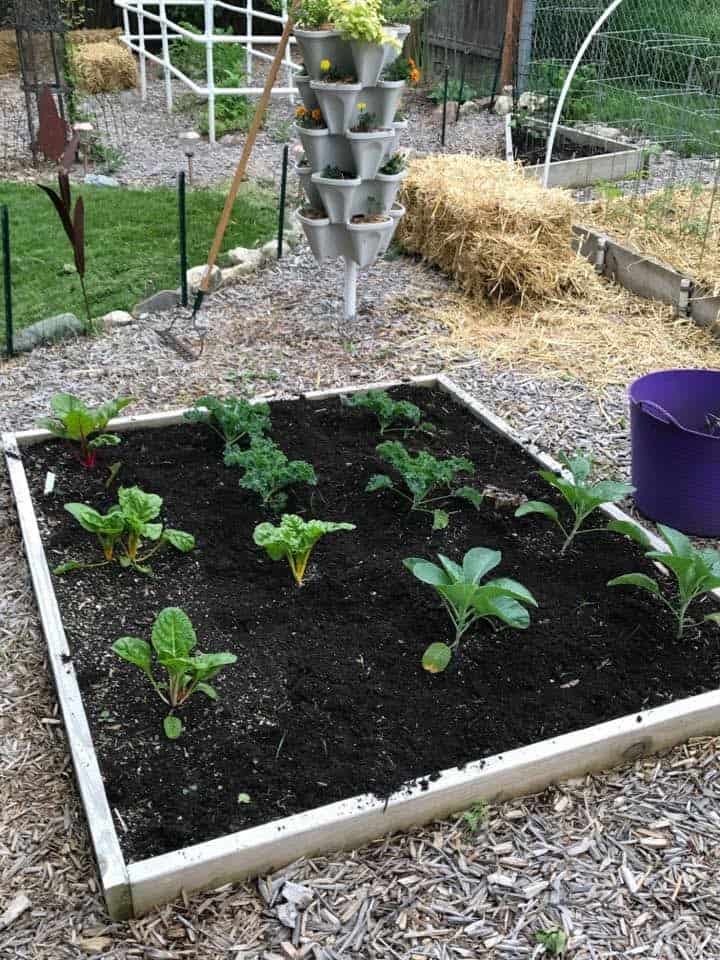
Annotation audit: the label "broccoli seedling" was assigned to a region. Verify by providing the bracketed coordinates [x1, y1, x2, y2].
[113, 607, 237, 739]
[341, 389, 431, 436]
[184, 395, 271, 449]
[254, 514, 356, 585]
[225, 436, 317, 510]
[37, 393, 134, 468]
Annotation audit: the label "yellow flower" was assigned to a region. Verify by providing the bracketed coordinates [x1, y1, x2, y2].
[357, 102, 367, 110]
[320, 58, 331, 71]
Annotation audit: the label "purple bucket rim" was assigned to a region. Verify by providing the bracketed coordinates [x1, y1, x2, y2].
[629, 368, 720, 442]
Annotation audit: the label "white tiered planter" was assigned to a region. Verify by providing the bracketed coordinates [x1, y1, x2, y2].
[347, 127, 394, 179]
[295, 162, 323, 209]
[295, 74, 319, 111]
[350, 38, 386, 86]
[377, 201, 405, 256]
[346, 215, 394, 267]
[374, 168, 407, 210]
[382, 23, 411, 67]
[295, 28, 354, 79]
[312, 172, 362, 223]
[297, 210, 346, 262]
[312, 81, 363, 135]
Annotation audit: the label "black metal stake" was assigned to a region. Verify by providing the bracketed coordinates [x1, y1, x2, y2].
[178, 171, 188, 308]
[277, 144, 289, 260]
[441, 64, 450, 147]
[2, 206, 12, 358]
[455, 53, 467, 123]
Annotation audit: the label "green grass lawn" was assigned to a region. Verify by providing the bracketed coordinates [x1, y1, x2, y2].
[0, 181, 277, 342]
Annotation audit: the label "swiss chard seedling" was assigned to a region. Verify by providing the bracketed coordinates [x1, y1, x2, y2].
[56, 485, 195, 575]
[37, 393, 134, 468]
[184, 395, 271, 449]
[608, 521, 720, 638]
[225, 437, 317, 510]
[367, 440, 482, 529]
[514, 452, 634, 555]
[113, 607, 237, 738]
[253, 514, 356, 585]
[341, 389, 432, 436]
[404, 547, 537, 672]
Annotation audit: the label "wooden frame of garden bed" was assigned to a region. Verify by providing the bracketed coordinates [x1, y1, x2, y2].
[5, 373, 720, 920]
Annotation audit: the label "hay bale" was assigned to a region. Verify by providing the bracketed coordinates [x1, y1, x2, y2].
[69, 28, 124, 47]
[398, 155, 593, 304]
[0, 30, 19, 76]
[72, 40, 137, 93]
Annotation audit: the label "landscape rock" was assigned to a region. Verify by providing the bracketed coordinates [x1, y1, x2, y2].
[13, 313, 84, 353]
[132, 289, 180, 317]
[493, 95, 514, 117]
[227, 246, 264, 269]
[102, 310, 135, 327]
[85, 173, 120, 187]
[219, 263, 256, 287]
[186, 264, 222, 294]
[276, 902, 298, 929]
[518, 91, 547, 112]
[281, 881, 313, 909]
[179, 130, 201, 142]
[260, 239, 279, 261]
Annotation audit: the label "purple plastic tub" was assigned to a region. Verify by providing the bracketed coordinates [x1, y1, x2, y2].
[630, 369, 720, 536]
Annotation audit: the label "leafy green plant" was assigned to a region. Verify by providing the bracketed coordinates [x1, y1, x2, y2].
[514, 453, 634, 555]
[171, 21, 247, 83]
[535, 929, 568, 956]
[199, 95, 257, 138]
[253, 514, 355, 585]
[404, 547, 537, 672]
[225, 437, 317, 510]
[113, 607, 237, 739]
[37, 393, 134, 468]
[379, 152, 408, 175]
[427, 78, 479, 104]
[321, 164, 357, 179]
[56, 486, 195, 575]
[184, 395, 270, 449]
[330, 0, 393, 45]
[383, 56, 421, 83]
[341, 389, 427, 434]
[462, 800, 489, 833]
[367, 440, 481, 529]
[352, 107, 380, 132]
[288, 0, 335, 29]
[607, 522, 720, 638]
[380, 0, 434, 21]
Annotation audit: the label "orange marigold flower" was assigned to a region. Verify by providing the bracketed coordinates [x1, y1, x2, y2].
[311, 108, 322, 120]
[410, 67, 421, 84]
[408, 57, 416, 68]
[295, 105, 307, 117]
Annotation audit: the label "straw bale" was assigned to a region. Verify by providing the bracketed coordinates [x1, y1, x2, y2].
[69, 28, 124, 46]
[72, 39, 137, 93]
[0, 30, 18, 75]
[398, 155, 595, 304]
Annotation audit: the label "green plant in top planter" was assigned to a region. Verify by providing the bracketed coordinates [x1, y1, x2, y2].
[331, 0, 400, 86]
[607, 521, 720, 638]
[404, 547, 537, 672]
[37, 393, 134, 469]
[113, 607, 237, 739]
[380, 0, 434, 22]
[254, 514, 356, 585]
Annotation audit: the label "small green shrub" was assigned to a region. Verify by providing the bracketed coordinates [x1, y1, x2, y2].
[427, 78, 479, 105]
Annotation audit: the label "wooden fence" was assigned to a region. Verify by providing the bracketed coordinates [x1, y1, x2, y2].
[423, 0, 508, 92]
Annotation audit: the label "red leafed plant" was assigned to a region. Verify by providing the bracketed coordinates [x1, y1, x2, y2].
[38, 172, 92, 331]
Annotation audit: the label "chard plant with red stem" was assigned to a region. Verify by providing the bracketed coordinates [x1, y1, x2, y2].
[37, 393, 134, 469]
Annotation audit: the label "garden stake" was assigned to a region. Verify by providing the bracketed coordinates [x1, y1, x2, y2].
[455, 53, 467, 123]
[441, 65, 450, 147]
[277, 143, 289, 260]
[1, 206, 12, 357]
[178, 171, 188, 308]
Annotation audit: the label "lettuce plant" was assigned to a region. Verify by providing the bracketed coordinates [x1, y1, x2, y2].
[37, 393, 134, 468]
[607, 521, 720, 638]
[184, 395, 270, 449]
[254, 514, 355, 585]
[404, 547, 537, 672]
[225, 437, 316, 510]
[113, 607, 237, 738]
[367, 440, 482, 529]
[514, 453, 634, 555]
[56, 486, 195, 575]
[341, 389, 431, 436]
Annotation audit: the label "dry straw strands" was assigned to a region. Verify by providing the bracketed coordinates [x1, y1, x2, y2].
[72, 40, 137, 94]
[398, 155, 595, 304]
[0, 31, 19, 75]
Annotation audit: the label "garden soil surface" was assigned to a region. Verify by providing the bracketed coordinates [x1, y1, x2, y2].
[22, 385, 718, 863]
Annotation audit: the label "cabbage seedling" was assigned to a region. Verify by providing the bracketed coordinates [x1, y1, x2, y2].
[607, 520, 720, 638]
[184, 395, 271, 449]
[341, 389, 431, 436]
[225, 437, 316, 510]
[36, 393, 134, 468]
[113, 607, 237, 739]
[254, 514, 355, 585]
[56, 485, 195, 575]
[404, 547, 537, 672]
[514, 452, 634, 555]
[367, 440, 482, 529]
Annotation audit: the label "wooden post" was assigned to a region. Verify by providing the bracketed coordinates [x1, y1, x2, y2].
[499, 0, 523, 91]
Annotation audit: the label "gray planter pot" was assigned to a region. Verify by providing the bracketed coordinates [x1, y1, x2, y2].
[298, 211, 347, 263]
[294, 28, 354, 80]
[312, 172, 362, 224]
[346, 216, 395, 267]
[349, 39, 386, 87]
[295, 162, 323, 209]
[374, 168, 407, 211]
[294, 123, 331, 172]
[391, 118, 408, 152]
[382, 24, 411, 68]
[347, 128, 394, 180]
[374, 80, 406, 129]
[311, 81, 363, 135]
[295, 75, 319, 111]
[377, 201, 405, 256]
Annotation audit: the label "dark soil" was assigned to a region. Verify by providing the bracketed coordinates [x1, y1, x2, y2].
[22, 385, 718, 863]
[513, 124, 612, 166]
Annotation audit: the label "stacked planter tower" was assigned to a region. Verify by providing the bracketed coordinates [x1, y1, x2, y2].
[294, 23, 410, 320]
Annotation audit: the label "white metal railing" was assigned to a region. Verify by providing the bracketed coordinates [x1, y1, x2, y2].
[114, 0, 298, 143]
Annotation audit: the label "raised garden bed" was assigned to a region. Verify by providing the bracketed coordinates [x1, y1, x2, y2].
[5, 375, 720, 919]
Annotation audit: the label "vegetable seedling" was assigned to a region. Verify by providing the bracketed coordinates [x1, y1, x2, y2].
[367, 440, 483, 529]
[225, 437, 317, 511]
[535, 929, 568, 956]
[184, 395, 271, 449]
[113, 607, 237, 739]
[514, 452, 634, 555]
[462, 800, 489, 833]
[607, 521, 720, 638]
[254, 514, 356, 585]
[404, 547, 537, 672]
[56, 485, 195, 575]
[37, 393, 134, 468]
[341, 389, 432, 436]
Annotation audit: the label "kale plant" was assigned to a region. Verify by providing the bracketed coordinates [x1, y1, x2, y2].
[607, 521, 720, 638]
[404, 547, 537, 672]
[253, 514, 355, 585]
[341, 389, 431, 436]
[367, 440, 482, 529]
[224, 437, 317, 510]
[514, 452, 634, 555]
[37, 393, 134, 468]
[184, 395, 271, 449]
[56, 486, 195, 575]
[113, 607, 237, 739]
